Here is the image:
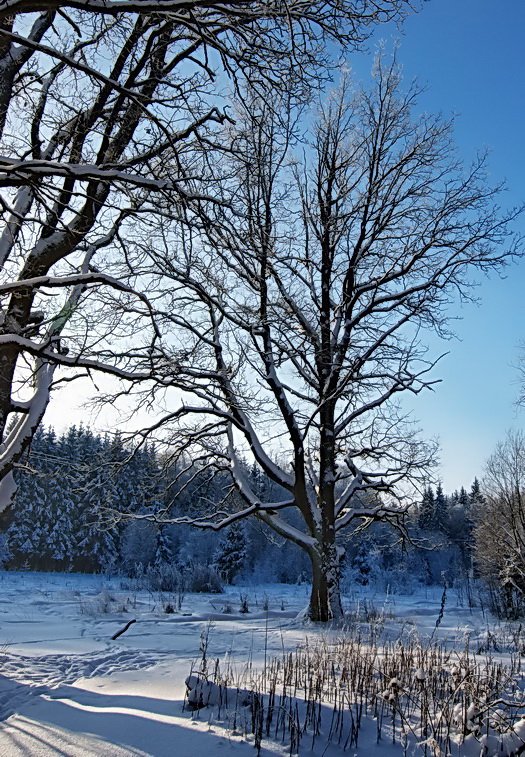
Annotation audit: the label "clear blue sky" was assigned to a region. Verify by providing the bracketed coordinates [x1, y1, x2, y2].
[357, 0, 525, 491]
[44, 0, 525, 493]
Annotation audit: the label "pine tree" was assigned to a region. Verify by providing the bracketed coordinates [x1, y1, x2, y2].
[120, 521, 158, 573]
[449, 489, 459, 507]
[454, 479, 484, 570]
[8, 427, 52, 568]
[76, 459, 118, 572]
[154, 526, 173, 567]
[469, 478, 485, 514]
[434, 483, 449, 533]
[47, 425, 95, 570]
[352, 542, 376, 585]
[214, 522, 247, 584]
[418, 486, 435, 531]
[45, 471, 75, 569]
[5, 424, 174, 575]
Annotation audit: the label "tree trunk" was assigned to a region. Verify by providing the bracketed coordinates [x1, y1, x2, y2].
[308, 541, 344, 622]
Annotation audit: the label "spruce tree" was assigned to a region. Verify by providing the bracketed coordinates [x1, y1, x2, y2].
[8, 427, 53, 568]
[6, 424, 169, 574]
[352, 542, 376, 585]
[214, 522, 247, 584]
[76, 447, 118, 573]
[434, 483, 449, 533]
[469, 478, 485, 514]
[50, 425, 97, 570]
[418, 486, 435, 531]
[154, 526, 173, 567]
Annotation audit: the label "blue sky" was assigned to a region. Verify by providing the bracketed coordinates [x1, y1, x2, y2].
[43, 0, 525, 493]
[355, 0, 525, 490]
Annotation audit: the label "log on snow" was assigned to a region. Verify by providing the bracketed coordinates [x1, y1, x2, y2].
[111, 619, 137, 640]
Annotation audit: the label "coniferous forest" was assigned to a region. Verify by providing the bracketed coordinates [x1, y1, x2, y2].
[1, 424, 488, 597]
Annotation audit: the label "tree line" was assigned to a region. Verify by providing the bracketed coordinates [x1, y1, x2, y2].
[348, 480, 484, 590]
[0, 422, 501, 605]
[4, 422, 525, 622]
[1, 424, 311, 584]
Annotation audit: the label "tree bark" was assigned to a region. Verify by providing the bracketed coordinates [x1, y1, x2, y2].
[308, 540, 344, 622]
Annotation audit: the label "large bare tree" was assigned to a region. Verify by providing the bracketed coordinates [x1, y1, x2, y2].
[0, 1, 413, 509]
[127, 55, 521, 621]
[475, 430, 525, 618]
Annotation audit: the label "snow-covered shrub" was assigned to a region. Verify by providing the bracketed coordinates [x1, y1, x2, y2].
[185, 563, 223, 593]
[144, 562, 183, 593]
[78, 589, 126, 616]
[186, 675, 253, 711]
[238, 593, 250, 613]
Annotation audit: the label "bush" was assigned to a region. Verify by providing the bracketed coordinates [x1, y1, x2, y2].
[185, 563, 223, 593]
[145, 563, 183, 593]
[78, 589, 126, 616]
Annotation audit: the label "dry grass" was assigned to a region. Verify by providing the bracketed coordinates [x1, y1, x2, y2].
[186, 626, 525, 756]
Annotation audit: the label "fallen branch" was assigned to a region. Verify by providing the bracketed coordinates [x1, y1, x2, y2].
[111, 619, 137, 640]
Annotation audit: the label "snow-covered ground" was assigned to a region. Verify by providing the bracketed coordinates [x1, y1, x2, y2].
[0, 572, 520, 756]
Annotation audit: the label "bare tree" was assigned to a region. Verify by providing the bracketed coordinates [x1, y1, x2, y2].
[129, 54, 521, 621]
[475, 430, 525, 617]
[0, 2, 413, 509]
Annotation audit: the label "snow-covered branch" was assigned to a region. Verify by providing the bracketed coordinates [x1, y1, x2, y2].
[335, 497, 409, 532]
[0, 159, 222, 202]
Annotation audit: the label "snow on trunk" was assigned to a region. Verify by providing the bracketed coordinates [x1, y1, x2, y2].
[308, 541, 343, 622]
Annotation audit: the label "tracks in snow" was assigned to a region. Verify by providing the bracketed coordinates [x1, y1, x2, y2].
[0, 648, 171, 720]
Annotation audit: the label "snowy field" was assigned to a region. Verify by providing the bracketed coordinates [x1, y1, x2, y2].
[0, 572, 523, 756]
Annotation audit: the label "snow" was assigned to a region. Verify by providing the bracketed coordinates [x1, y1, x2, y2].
[0, 573, 312, 756]
[0, 572, 523, 756]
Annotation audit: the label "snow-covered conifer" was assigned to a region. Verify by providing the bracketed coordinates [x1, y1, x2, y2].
[434, 484, 449, 533]
[418, 486, 435, 531]
[214, 522, 247, 584]
[154, 527, 174, 568]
